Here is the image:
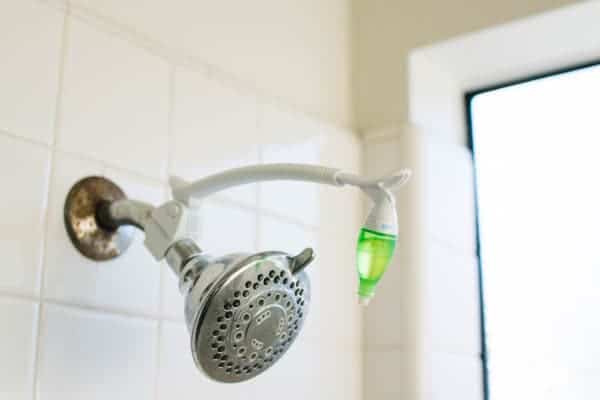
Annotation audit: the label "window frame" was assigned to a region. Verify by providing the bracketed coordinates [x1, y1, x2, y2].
[465, 58, 600, 400]
[408, 3, 600, 400]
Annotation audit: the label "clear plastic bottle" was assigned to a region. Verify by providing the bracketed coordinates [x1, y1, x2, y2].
[356, 227, 397, 305]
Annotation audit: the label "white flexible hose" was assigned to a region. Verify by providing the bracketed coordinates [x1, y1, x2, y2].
[171, 164, 344, 204]
[170, 163, 411, 204]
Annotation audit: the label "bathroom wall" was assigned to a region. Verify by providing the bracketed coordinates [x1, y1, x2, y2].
[0, 1, 362, 399]
[362, 128, 425, 400]
[362, 127, 480, 400]
[352, 0, 573, 131]
[359, 2, 576, 400]
[66, 0, 353, 128]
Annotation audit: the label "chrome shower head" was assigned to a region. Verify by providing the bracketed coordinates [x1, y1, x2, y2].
[63, 163, 410, 384]
[63, 176, 315, 383]
[168, 241, 313, 382]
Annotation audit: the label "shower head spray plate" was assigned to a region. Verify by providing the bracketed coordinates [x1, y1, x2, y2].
[190, 252, 310, 383]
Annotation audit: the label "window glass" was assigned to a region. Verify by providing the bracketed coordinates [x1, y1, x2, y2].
[469, 63, 600, 399]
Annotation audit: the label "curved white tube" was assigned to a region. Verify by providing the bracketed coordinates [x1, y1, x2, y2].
[171, 163, 411, 205]
[171, 164, 344, 203]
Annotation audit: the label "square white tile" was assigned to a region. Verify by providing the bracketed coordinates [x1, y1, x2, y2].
[424, 138, 476, 255]
[0, 296, 38, 400]
[258, 216, 315, 256]
[199, 201, 258, 257]
[37, 304, 158, 400]
[156, 321, 204, 400]
[157, 321, 261, 400]
[0, 1, 63, 144]
[43, 152, 162, 315]
[314, 177, 363, 340]
[58, 17, 169, 179]
[0, 135, 50, 296]
[428, 352, 482, 400]
[259, 104, 322, 225]
[171, 67, 260, 205]
[160, 265, 184, 321]
[263, 334, 361, 400]
[364, 349, 418, 399]
[425, 240, 481, 356]
[319, 124, 361, 172]
[363, 136, 403, 177]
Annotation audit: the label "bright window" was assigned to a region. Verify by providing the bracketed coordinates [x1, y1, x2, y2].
[468, 63, 600, 399]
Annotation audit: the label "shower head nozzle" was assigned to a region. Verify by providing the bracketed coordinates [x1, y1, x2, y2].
[179, 247, 312, 382]
[63, 163, 410, 383]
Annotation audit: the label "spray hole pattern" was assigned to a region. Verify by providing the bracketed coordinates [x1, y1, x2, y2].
[205, 263, 308, 380]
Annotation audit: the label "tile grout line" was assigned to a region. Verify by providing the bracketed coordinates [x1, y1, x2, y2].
[165, 65, 177, 179]
[0, 288, 185, 324]
[152, 319, 164, 400]
[255, 103, 265, 252]
[0, 129, 51, 149]
[427, 231, 478, 261]
[31, 302, 44, 400]
[152, 63, 178, 400]
[32, 4, 71, 399]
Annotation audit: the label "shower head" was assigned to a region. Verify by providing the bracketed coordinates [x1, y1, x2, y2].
[63, 163, 410, 383]
[169, 240, 313, 382]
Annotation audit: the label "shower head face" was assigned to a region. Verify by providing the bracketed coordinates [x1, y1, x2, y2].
[189, 252, 310, 383]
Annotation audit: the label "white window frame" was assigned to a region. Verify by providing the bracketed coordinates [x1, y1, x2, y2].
[407, 2, 600, 400]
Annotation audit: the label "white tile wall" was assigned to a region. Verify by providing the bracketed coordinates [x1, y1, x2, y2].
[37, 304, 158, 400]
[155, 321, 209, 400]
[427, 352, 482, 400]
[43, 153, 163, 315]
[199, 200, 258, 256]
[171, 66, 260, 206]
[363, 129, 482, 400]
[0, 297, 38, 400]
[259, 103, 322, 225]
[0, 1, 362, 399]
[364, 349, 418, 400]
[0, 1, 63, 144]
[425, 240, 480, 356]
[58, 17, 170, 179]
[423, 138, 476, 255]
[421, 134, 482, 400]
[0, 136, 50, 296]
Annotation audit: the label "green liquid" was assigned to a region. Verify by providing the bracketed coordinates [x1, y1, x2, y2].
[356, 228, 396, 301]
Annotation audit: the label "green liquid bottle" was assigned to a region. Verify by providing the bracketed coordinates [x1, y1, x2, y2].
[356, 227, 396, 305]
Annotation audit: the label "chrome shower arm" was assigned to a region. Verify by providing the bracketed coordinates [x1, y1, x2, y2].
[97, 199, 156, 231]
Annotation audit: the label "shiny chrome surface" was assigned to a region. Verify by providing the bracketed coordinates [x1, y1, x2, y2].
[165, 239, 203, 277]
[186, 251, 311, 383]
[64, 177, 315, 383]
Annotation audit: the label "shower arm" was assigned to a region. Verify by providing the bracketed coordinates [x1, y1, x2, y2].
[169, 163, 411, 205]
[97, 163, 411, 261]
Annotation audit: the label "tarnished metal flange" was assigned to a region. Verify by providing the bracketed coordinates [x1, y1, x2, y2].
[64, 176, 134, 261]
